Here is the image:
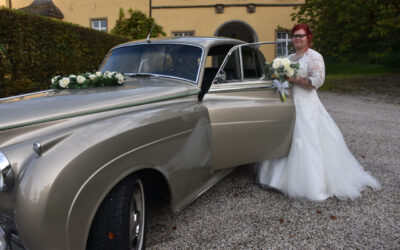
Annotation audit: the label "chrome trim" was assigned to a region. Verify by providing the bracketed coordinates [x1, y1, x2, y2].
[0, 152, 13, 192]
[0, 226, 7, 250]
[0, 90, 54, 103]
[239, 46, 244, 81]
[209, 84, 276, 93]
[33, 143, 42, 156]
[211, 41, 285, 85]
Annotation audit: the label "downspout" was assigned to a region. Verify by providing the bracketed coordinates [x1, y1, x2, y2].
[8, 0, 12, 8]
[149, 0, 152, 17]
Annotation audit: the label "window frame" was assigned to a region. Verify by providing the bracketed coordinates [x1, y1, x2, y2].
[90, 18, 108, 32]
[275, 31, 291, 57]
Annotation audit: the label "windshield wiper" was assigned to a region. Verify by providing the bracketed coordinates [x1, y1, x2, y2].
[124, 73, 158, 78]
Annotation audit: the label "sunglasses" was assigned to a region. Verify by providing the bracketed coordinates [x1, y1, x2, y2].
[293, 34, 308, 39]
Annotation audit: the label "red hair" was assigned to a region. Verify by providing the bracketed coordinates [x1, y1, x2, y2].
[292, 24, 313, 46]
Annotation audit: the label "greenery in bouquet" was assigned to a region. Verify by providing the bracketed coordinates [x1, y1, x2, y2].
[265, 57, 299, 82]
[265, 57, 299, 102]
[51, 71, 124, 89]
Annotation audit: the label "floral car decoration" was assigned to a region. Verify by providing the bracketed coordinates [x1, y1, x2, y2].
[51, 71, 124, 89]
[265, 57, 299, 102]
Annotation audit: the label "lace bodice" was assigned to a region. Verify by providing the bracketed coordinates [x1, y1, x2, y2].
[288, 48, 325, 89]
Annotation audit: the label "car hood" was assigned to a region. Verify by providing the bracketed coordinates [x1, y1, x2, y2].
[0, 77, 199, 131]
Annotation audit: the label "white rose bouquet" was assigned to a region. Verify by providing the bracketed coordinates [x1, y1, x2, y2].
[51, 71, 124, 89]
[265, 57, 299, 102]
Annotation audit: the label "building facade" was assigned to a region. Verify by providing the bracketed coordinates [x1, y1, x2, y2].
[2, 0, 304, 60]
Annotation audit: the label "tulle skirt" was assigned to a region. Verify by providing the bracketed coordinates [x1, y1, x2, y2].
[256, 87, 381, 201]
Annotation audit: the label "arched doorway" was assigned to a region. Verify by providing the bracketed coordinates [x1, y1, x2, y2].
[214, 20, 258, 43]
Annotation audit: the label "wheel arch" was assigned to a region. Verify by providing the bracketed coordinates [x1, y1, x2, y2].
[66, 164, 172, 250]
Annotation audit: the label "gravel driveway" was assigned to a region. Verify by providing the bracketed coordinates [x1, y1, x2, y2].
[146, 92, 400, 249]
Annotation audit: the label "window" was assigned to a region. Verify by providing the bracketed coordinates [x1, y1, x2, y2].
[242, 47, 265, 79]
[172, 31, 195, 37]
[91, 19, 107, 32]
[276, 31, 291, 57]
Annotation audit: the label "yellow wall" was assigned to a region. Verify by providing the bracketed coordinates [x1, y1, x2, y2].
[9, 0, 148, 31]
[6, 0, 302, 59]
[152, 5, 297, 60]
[0, 0, 10, 7]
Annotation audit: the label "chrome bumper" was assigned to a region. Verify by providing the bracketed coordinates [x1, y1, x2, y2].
[0, 214, 25, 250]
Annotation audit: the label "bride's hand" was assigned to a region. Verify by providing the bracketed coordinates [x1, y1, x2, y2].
[286, 76, 296, 83]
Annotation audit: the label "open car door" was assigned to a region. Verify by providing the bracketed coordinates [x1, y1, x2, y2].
[201, 42, 296, 170]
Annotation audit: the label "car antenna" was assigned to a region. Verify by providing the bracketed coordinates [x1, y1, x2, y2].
[146, 22, 155, 43]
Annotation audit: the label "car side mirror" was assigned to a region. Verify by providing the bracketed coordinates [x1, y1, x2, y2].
[214, 70, 227, 83]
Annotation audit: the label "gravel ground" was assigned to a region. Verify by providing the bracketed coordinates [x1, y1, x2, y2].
[146, 92, 400, 249]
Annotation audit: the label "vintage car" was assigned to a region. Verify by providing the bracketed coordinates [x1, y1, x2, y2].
[0, 37, 295, 250]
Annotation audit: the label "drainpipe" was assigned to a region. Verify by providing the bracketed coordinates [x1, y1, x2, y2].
[8, 0, 12, 8]
[149, 0, 152, 17]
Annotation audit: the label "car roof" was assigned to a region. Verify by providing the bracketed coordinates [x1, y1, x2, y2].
[112, 36, 245, 50]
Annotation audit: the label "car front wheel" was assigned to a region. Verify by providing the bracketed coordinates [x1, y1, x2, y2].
[87, 175, 146, 250]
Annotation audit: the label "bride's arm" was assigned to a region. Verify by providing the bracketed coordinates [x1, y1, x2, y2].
[288, 51, 325, 90]
[287, 76, 315, 89]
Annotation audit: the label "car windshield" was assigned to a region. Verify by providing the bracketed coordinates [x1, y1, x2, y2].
[100, 44, 203, 82]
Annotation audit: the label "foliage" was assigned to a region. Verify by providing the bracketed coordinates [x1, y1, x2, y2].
[291, 0, 400, 65]
[111, 8, 166, 40]
[0, 8, 128, 98]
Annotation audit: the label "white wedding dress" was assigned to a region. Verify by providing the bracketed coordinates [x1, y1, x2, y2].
[256, 48, 381, 201]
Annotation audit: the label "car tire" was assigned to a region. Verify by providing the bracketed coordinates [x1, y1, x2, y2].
[87, 175, 146, 250]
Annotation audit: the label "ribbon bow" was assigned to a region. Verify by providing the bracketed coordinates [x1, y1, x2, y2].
[272, 79, 291, 102]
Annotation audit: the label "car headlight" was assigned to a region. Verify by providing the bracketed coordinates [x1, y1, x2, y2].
[0, 151, 13, 192]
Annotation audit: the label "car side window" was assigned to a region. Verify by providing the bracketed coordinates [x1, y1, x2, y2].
[202, 45, 240, 86]
[242, 47, 266, 79]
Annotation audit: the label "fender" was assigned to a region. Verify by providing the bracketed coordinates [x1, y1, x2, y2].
[12, 97, 213, 250]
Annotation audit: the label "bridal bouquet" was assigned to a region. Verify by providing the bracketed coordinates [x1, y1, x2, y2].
[51, 71, 124, 89]
[265, 57, 299, 102]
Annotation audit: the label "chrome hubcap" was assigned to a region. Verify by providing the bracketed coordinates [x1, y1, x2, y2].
[129, 179, 145, 250]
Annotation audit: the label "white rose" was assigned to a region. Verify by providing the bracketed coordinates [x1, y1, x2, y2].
[89, 74, 96, 80]
[116, 73, 124, 84]
[272, 58, 282, 69]
[77, 75, 86, 84]
[51, 76, 59, 84]
[69, 74, 76, 78]
[95, 72, 102, 77]
[282, 58, 291, 69]
[59, 77, 70, 88]
[285, 68, 295, 77]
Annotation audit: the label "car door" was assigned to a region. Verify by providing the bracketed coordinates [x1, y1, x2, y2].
[201, 44, 295, 170]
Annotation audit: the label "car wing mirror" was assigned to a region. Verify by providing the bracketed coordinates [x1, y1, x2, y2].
[214, 70, 227, 83]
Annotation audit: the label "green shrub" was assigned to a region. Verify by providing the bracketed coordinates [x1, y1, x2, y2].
[0, 8, 128, 98]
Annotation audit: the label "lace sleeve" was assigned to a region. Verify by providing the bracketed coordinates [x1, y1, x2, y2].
[307, 50, 325, 89]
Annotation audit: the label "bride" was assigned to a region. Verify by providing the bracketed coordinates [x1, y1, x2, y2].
[256, 24, 381, 201]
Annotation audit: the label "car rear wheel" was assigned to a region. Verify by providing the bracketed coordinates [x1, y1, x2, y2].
[87, 175, 146, 250]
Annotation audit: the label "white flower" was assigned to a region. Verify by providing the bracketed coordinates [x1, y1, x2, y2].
[51, 76, 59, 84]
[77, 75, 86, 84]
[105, 72, 112, 79]
[272, 59, 281, 69]
[285, 68, 295, 77]
[281, 58, 291, 69]
[88, 74, 97, 80]
[59, 77, 70, 88]
[69, 74, 76, 78]
[116, 73, 124, 84]
[95, 72, 102, 77]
